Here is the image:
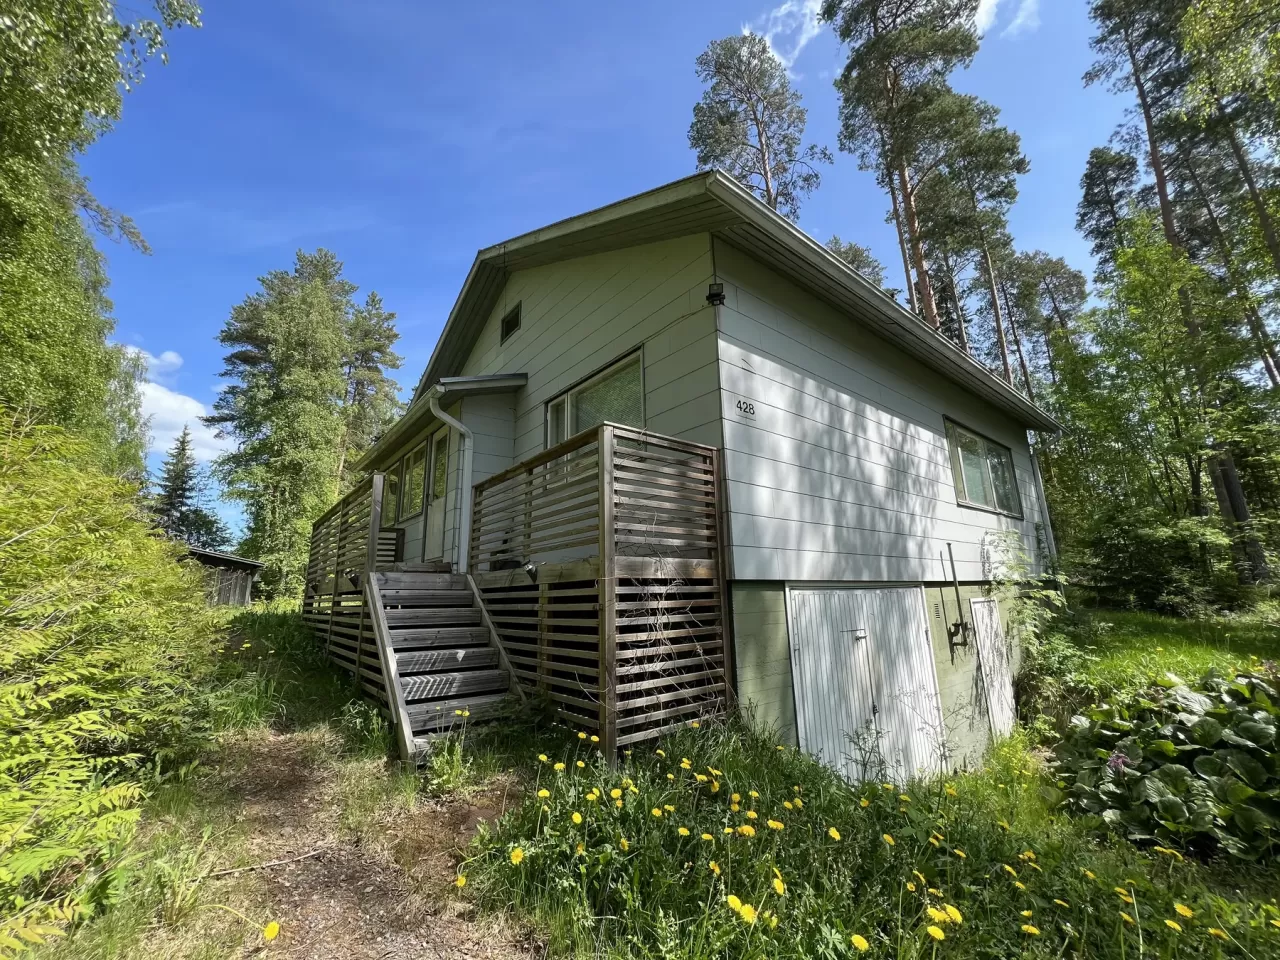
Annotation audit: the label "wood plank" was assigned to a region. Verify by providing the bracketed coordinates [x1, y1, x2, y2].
[400, 669, 508, 703]
[397, 647, 498, 674]
[384, 607, 482, 626]
[388, 626, 492, 649]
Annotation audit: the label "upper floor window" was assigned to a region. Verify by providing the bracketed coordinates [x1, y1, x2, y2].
[547, 352, 643, 447]
[500, 303, 522, 343]
[945, 420, 1022, 518]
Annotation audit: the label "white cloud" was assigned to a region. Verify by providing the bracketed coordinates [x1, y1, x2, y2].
[747, 0, 824, 70]
[1003, 0, 1040, 35]
[125, 345, 231, 463]
[975, 0, 1003, 34]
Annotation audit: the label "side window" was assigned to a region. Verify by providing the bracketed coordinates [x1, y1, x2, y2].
[500, 303, 521, 344]
[381, 461, 401, 527]
[401, 445, 427, 519]
[545, 352, 643, 448]
[945, 420, 1023, 517]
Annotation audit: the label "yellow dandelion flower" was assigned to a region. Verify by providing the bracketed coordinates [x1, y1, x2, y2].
[1021, 910, 1033, 918]
[739, 903, 758, 924]
[709, 767, 722, 775]
[997, 819, 1011, 830]
[1021, 924, 1040, 936]
[945, 784, 958, 798]
[620, 837, 630, 851]
[454, 875, 467, 888]
[945, 904, 963, 925]
[929, 837, 940, 847]
[690, 720, 701, 728]
[263, 922, 280, 942]
[571, 812, 583, 825]
[710, 780, 721, 793]
[1119, 893, 1134, 904]
[851, 933, 870, 952]
[663, 804, 675, 813]
[578, 732, 587, 740]
[1209, 928, 1227, 940]
[907, 881, 917, 892]
[883, 833, 895, 846]
[695, 773, 708, 783]
[737, 824, 756, 837]
[723, 827, 734, 834]
[777, 745, 785, 750]
[748, 789, 759, 798]
[585, 791, 598, 802]
[702, 832, 714, 841]
[510, 847, 525, 865]
[615, 799, 623, 809]
[1165, 920, 1182, 933]
[678, 827, 690, 837]
[656, 748, 666, 757]
[732, 792, 742, 803]
[899, 794, 912, 802]
[537, 788, 550, 798]
[882, 783, 894, 791]
[773, 877, 786, 895]
[783, 800, 793, 810]
[610, 788, 622, 799]
[746, 810, 758, 820]
[727, 894, 742, 912]
[828, 827, 841, 841]
[1120, 912, 1135, 925]
[1054, 899, 1069, 908]
[668, 773, 676, 781]
[767, 819, 784, 831]
[794, 798, 804, 809]
[681, 758, 692, 770]
[1002, 864, 1018, 877]
[1083, 869, 1096, 880]
[590, 735, 600, 743]
[1174, 903, 1193, 918]
[860, 798, 870, 808]
[952, 848, 966, 859]
[926, 925, 946, 941]
[554, 762, 565, 772]
[575, 760, 585, 769]
[710, 860, 720, 875]
[1014, 881, 1026, 890]
[928, 907, 948, 924]
[575, 842, 585, 855]
[1020, 849, 1036, 861]
[538, 754, 549, 762]
[651, 807, 663, 817]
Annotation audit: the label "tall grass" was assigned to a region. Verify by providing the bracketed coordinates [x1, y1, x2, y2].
[465, 719, 1280, 959]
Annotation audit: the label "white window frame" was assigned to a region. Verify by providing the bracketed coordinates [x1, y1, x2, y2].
[944, 418, 1023, 519]
[545, 351, 644, 448]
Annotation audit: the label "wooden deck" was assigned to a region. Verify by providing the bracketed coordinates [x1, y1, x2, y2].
[469, 424, 732, 753]
[302, 423, 732, 760]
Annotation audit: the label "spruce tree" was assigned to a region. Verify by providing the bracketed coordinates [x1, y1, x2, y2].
[153, 425, 230, 550]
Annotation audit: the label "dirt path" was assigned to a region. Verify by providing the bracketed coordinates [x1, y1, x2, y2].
[217, 733, 536, 960]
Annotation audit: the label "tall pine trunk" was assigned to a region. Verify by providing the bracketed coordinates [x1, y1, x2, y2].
[896, 158, 941, 329]
[883, 148, 920, 316]
[999, 274, 1036, 402]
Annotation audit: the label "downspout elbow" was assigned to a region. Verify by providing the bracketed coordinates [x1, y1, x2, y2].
[427, 386, 474, 574]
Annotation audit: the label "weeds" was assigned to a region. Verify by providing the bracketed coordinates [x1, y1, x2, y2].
[466, 717, 1280, 959]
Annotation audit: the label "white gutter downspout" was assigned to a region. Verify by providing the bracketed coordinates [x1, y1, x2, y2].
[427, 386, 473, 574]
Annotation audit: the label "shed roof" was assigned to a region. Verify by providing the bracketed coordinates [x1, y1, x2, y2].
[401, 169, 1059, 435]
[186, 546, 264, 571]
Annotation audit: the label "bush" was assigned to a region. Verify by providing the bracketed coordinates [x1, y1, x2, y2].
[464, 719, 1280, 958]
[1052, 667, 1280, 860]
[0, 417, 221, 950]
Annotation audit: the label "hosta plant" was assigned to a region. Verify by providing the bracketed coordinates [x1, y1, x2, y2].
[1052, 666, 1279, 859]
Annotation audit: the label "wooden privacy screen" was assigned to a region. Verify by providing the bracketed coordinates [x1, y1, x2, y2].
[302, 475, 403, 707]
[470, 423, 731, 752]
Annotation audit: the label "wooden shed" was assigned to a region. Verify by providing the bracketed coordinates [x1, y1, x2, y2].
[188, 547, 262, 607]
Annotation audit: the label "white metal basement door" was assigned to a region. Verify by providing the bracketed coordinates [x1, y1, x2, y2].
[969, 597, 1016, 740]
[787, 586, 946, 784]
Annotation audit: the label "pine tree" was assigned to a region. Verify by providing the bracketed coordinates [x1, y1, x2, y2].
[688, 34, 832, 221]
[825, 236, 887, 287]
[153, 425, 230, 550]
[337, 292, 403, 486]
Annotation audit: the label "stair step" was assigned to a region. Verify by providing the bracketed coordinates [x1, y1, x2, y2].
[389, 626, 491, 649]
[384, 607, 481, 627]
[389, 561, 453, 573]
[397, 646, 498, 675]
[376, 573, 468, 590]
[400, 668, 508, 703]
[380, 589, 474, 608]
[407, 692, 512, 735]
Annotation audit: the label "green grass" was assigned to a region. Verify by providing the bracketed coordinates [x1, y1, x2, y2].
[465, 719, 1280, 960]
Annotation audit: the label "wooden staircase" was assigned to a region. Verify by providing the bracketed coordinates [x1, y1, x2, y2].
[369, 571, 513, 758]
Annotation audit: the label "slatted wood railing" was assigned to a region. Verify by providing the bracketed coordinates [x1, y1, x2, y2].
[469, 423, 731, 753]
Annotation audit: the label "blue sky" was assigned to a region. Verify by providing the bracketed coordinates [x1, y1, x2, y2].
[85, 0, 1127, 530]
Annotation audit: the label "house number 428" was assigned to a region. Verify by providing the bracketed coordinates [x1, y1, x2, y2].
[735, 398, 756, 418]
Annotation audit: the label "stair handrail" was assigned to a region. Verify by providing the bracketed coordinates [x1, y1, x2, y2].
[465, 573, 527, 704]
[365, 574, 416, 763]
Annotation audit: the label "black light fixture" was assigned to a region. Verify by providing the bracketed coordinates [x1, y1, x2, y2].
[523, 561, 538, 584]
[706, 282, 726, 306]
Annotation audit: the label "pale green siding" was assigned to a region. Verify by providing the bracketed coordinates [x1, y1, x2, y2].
[731, 582, 797, 747]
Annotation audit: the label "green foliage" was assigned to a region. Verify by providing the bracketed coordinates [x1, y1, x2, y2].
[0, 415, 221, 951]
[150, 426, 229, 550]
[467, 719, 1280, 958]
[824, 236, 885, 287]
[1182, 0, 1280, 113]
[688, 33, 831, 221]
[1053, 667, 1280, 859]
[206, 250, 402, 597]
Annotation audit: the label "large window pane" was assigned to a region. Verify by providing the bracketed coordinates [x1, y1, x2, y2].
[382, 465, 400, 527]
[402, 446, 426, 518]
[957, 431, 995, 508]
[987, 446, 1021, 514]
[431, 435, 448, 500]
[572, 358, 643, 433]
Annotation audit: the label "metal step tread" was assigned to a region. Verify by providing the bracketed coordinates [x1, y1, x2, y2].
[399, 668, 509, 703]
[396, 646, 498, 675]
[388, 626, 492, 650]
[384, 606, 482, 626]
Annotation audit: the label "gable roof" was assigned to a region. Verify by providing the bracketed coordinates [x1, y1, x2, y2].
[407, 169, 1059, 433]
